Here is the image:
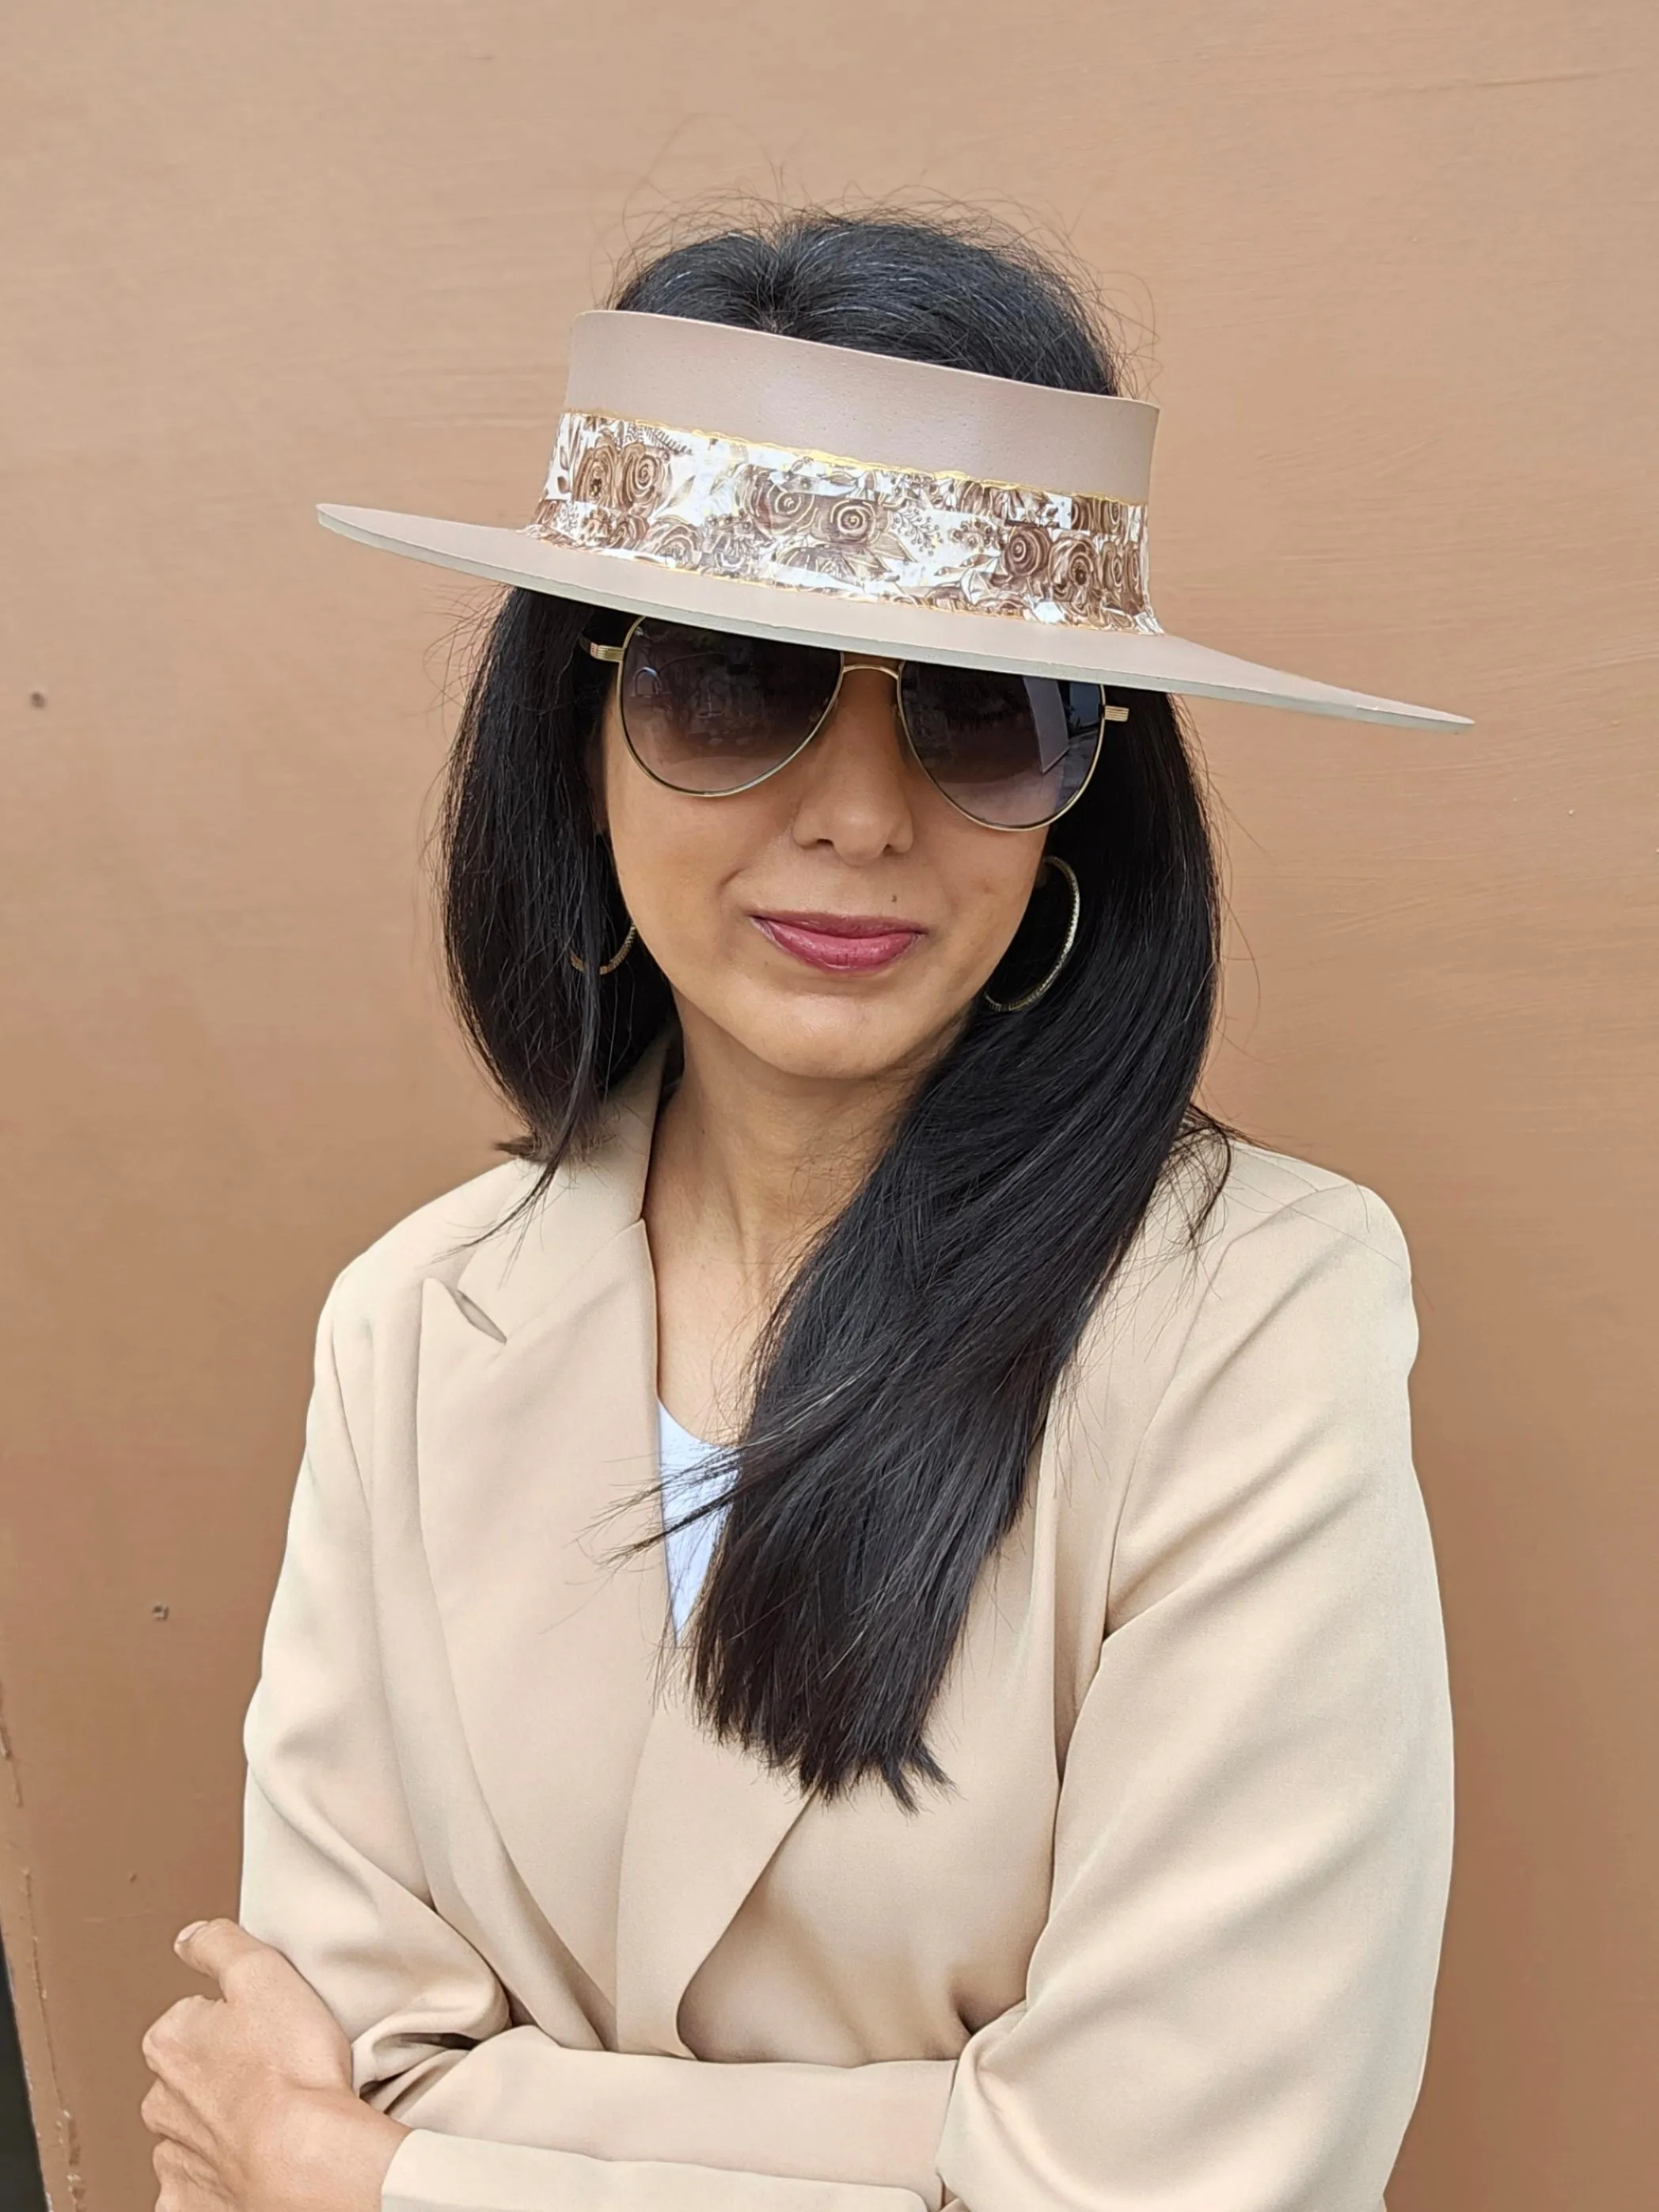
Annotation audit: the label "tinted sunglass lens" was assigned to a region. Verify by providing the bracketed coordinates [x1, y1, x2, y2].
[900, 665, 1105, 828]
[619, 620, 841, 795]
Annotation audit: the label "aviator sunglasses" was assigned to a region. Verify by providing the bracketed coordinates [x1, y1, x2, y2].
[583, 615, 1130, 832]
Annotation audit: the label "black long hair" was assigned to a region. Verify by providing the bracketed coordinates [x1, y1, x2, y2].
[442, 208, 1234, 1804]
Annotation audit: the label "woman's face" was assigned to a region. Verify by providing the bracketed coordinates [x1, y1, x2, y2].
[597, 657, 1048, 1086]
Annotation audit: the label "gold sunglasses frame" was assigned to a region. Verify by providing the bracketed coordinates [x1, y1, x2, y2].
[582, 616, 1129, 834]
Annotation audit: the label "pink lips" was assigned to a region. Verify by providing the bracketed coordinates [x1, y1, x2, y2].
[752, 910, 925, 974]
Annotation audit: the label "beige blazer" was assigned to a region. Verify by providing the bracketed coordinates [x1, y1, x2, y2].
[239, 1036, 1453, 2212]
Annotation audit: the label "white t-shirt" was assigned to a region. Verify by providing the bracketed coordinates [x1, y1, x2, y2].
[657, 1401, 735, 1638]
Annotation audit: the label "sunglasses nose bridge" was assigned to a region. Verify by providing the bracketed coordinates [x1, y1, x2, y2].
[838, 655, 902, 685]
[832, 659, 985, 836]
[811, 655, 912, 783]
[822, 656, 924, 794]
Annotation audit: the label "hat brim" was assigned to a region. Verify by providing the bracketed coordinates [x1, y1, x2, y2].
[318, 504, 1471, 732]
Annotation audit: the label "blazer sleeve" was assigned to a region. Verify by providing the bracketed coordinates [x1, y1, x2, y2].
[935, 1179, 1456, 2212]
[238, 1272, 944, 2212]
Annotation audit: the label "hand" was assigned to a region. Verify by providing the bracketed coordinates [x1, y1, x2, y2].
[140, 1918, 408, 2211]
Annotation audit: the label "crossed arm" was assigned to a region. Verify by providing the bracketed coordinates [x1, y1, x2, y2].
[142, 1926, 947, 2211]
[142, 1915, 409, 2212]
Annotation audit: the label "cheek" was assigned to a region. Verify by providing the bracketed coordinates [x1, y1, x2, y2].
[602, 722, 754, 988]
[934, 828, 1050, 981]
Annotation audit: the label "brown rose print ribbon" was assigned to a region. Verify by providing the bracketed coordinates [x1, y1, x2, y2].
[529, 411, 1161, 633]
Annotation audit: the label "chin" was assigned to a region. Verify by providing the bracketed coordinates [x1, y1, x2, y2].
[731, 993, 951, 1087]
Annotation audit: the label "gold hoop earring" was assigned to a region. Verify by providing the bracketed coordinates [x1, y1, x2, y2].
[982, 856, 1081, 1015]
[569, 920, 638, 976]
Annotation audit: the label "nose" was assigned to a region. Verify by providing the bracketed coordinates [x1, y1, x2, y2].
[786, 661, 917, 862]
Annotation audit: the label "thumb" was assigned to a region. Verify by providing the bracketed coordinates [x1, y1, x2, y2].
[173, 1918, 267, 1987]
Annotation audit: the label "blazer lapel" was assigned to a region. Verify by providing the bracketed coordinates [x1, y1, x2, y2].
[613, 1660, 808, 2055]
[416, 1044, 667, 2002]
[414, 1033, 812, 2041]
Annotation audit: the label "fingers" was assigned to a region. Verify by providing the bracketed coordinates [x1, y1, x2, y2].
[173, 1917, 269, 1992]
[142, 1995, 215, 2081]
[141, 2001, 224, 2203]
[140, 2075, 204, 2155]
[152, 2131, 220, 2210]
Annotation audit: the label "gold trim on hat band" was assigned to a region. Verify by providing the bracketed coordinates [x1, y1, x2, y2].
[527, 410, 1162, 634]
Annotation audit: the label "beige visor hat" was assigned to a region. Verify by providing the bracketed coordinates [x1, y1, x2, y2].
[320, 309, 1471, 731]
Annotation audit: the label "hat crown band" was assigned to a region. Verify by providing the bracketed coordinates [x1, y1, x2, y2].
[530, 409, 1161, 636]
[564, 310, 1160, 503]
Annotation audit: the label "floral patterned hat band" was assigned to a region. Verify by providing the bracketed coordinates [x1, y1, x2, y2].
[313, 309, 1473, 730]
[530, 409, 1159, 635]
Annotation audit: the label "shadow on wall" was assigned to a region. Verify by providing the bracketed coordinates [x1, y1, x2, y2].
[0, 1950, 46, 2211]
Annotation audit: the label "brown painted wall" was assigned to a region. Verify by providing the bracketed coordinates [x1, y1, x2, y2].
[2, 5, 1653, 2206]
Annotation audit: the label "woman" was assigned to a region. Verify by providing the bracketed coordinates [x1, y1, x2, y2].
[140, 211, 1463, 2212]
